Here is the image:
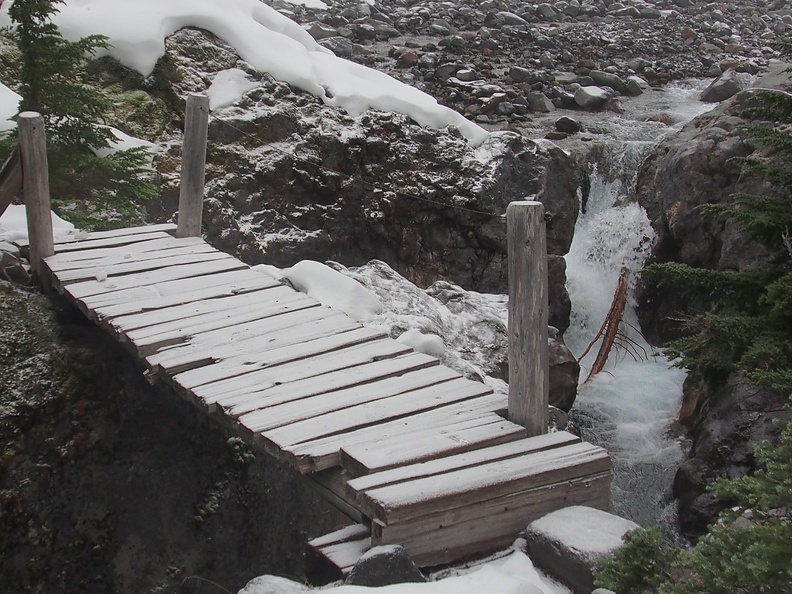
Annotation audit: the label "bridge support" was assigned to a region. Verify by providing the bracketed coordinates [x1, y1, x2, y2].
[176, 93, 209, 238]
[18, 111, 53, 279]
[507, 200, 549, 436]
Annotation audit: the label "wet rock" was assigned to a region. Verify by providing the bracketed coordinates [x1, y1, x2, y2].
[548, 326, 580, 412]
[555, 116, 582, 134]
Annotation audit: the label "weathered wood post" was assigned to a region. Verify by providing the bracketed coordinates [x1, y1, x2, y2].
[507, 200, 549, 436]
[176, 93, 209, 238]
[18, 112, 53, 278]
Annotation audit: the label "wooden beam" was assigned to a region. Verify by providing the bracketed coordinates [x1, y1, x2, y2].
[507, 200, 549, 436]
[0, 144, 22, 218]
[176, 93, 209, 238]
[18, 112, 54, 279]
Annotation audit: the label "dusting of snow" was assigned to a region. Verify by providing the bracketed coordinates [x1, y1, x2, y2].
[528, 506, 639, 559]
[0, 0, 488, 145]
[207, 68, 259, 109]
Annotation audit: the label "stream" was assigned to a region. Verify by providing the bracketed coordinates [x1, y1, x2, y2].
[552, 81, 715, 538]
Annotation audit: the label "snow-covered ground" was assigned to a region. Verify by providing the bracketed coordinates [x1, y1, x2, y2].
[0, 0, 488, 145]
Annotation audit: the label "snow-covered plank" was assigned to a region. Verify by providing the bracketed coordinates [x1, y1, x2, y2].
[371, 470, 612, 568]
[206, 352, 442, 416]
[306, 524, 371, 584]
[339, 414, 528, 477]
[52, 230, 175, 253]
[149, 309, 360, 377]
[109, 280, 287, 334]
[174, 326, 388, 391]
[262, 378, 492, 453]
[54, 248, 230, 285]
[279, 392, 507, 474]
[236, 364, 457, 432]
[47, 240, 214, 275]
[360, 442, 612, 524]
[53, 223, 177, 245]
[345, 431, 580, 497]
[185, 337, 412, 404]
[46, 235, 202, 266]
[65, 256, 247, 299]
[125, 288, 317, 356]
[89, 269, 274, 317]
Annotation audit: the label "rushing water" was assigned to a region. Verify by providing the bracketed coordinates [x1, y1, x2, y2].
[557, 81, 715, 537]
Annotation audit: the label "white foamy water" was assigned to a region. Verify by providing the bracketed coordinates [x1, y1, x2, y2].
[563, 87, 714, 532]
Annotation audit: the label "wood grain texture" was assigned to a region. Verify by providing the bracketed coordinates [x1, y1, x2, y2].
[176, 93, 209, 238]
[18, 112, 53, 276]
[507, 201, 549, 436]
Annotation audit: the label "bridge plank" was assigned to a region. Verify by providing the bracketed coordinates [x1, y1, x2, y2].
[236, 364, 457, 432]
[263, 378, 492, 451]
[53, 223, 177, 245]
[46, 235, 203, 266]
[125, 289, 317, 356]
[339, 414, 528, 477]
[174, 326, 388, 391]
[345, 431, 580, 497]
[359, 442, 611, 524]
[65, 256, 247, 299]
[88, 269, 275, 318]
[54, 249, 230, 285]
[184, 337, 412, 403]
[52, 230, 175, 253]
[47, 241, 215, 275]
[279, 393, 507, 474]
[148, 308, 357, 375]
[109, 282, 288, 334]
[207, 352, 441, 415]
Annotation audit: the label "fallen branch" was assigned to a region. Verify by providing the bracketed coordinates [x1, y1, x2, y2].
[579, 267, 630, 383]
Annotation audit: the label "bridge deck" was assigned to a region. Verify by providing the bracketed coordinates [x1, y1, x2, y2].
[42, 224, 611, 568]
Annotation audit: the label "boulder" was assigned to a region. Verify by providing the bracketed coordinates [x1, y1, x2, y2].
[346, 545, 426, 587]
[589, 70, 628, 94]
[555, 116, 581, 134]
[238, 575, 309, 594]
[574, 86, 609, 109]
[526, 92, 556, 113]
[523, 506, 639, 593]
[700, 69, 752, 102]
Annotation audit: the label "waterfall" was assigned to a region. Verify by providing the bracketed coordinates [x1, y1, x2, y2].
[562, 82, 714, 537]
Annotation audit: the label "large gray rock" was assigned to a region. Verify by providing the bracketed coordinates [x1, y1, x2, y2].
[589, 70, 628, 94]
[524, 507, 639, 593]
[346, 545, 426, 587]
[574, 86, 609, 109]
[700, 69, 752, 102]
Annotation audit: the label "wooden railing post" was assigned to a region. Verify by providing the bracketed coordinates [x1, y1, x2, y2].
[18, 112, 53, 278]
[176, 93, 209, 238]
[507, 200, 549, 436]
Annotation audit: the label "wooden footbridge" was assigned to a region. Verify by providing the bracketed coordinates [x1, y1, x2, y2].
[4, 100, 611, 575]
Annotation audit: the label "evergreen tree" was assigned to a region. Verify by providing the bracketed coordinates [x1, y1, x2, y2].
[2, 0, 156, 229]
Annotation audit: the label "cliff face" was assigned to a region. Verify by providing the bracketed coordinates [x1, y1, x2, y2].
[0, 280, 347, 594]
[633, 70, 792, 537]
